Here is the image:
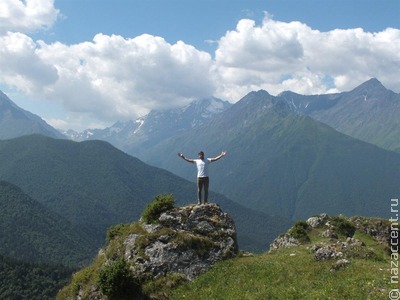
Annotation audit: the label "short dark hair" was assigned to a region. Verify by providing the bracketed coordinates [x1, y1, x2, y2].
[198, 151, 204, 155]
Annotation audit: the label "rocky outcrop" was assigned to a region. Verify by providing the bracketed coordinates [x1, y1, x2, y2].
[270, 213, 391, 250]
[349, 216, 391, 244]
[62, 203, 238, 300]
[125, 203, 238, 281]
[306, 213, 330, 228]
[269, 213, 391, 272]
[269, 233, 302, 250]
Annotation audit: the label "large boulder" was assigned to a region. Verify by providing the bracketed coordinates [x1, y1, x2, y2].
[125, 203, 238, 281]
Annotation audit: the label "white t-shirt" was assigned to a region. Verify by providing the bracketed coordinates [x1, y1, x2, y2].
[194, 158, 212, 177]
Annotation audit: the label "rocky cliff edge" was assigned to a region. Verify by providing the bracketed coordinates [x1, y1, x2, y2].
[58, 203, 238, 299]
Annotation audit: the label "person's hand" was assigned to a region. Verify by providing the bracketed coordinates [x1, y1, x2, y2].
[221, 151, 227, 156]
[178, 152, 184, 158]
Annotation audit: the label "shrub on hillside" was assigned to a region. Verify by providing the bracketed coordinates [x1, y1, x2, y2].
[98, 259, 141, 300]
[141, 194, 175, 224]
[289, 221, 310, 243]
[106, 224, 130, 244]
[330, 215, 356, 237]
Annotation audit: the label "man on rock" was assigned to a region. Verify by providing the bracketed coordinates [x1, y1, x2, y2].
[178, 150, 227, 205]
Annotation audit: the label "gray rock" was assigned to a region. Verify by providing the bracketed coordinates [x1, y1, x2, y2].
[142, 223, 162, 233]
[314, 245, 343, 261]
[269, 233, 302, 250]
[320, 229, 338, 239]
[349, 216, 390, 244]
[346, 237, 365, 247]
[331, 259, 351, 271]
[125, 203, 238, 281]
[306, 213, 329, 228]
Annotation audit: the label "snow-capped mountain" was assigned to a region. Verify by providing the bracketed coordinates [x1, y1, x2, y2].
[65, 97, 232, 155]
[65, 78, 400, 156]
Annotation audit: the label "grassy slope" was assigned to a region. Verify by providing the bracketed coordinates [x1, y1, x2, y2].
[58, 212, 393, 300]
[170, 228, 391, 300]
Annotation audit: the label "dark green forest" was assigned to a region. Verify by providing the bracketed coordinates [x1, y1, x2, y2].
[0, 255, 73, 300]
[0, 180, 96, 267]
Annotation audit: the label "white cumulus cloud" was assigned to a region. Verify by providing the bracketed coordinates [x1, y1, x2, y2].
[0, 2, 399, 131]
[0, 0, 59, 34]
[214, 14, 400, 99]
[34, 33, 215, 122]
[0, 31, 58, 94]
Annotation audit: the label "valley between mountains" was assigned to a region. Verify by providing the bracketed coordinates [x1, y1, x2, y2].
[0, 78, 398, 299]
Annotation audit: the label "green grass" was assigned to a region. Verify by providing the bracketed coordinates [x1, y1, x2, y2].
[353, 231, 389, 259]
[56, 255, 106, 300]
[170, 236, 390, 300]
[57, 212, 393, 300]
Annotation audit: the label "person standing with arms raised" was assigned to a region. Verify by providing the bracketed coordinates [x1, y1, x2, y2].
[178, 150, 227, 205]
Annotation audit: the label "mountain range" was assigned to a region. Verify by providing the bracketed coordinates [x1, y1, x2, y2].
[0, 78, 398, 241]
[0, 78, 399, 297]
[63, 78, 400, 157]
[141, 89, 400, 221]
[0, 135, 289, 259]
[0, 81, 398, 226]
[64, 97, 232, 157]
[280, 78, 400, 153]
[2, 78, 399, 155]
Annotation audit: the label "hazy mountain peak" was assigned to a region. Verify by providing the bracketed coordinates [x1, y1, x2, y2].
[359, 77, 383, 87]
[278, 90, 300, 97]
[349, 77, 391, 97]
[235, 89, 290, 116]
[0, 91, 65, 139]
[182, 96, 231, 111]
[246, 89, 270, 98]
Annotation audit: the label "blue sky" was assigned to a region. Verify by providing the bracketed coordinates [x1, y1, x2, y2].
[1, 0, 399, 131]
[38, 0, 399, 51]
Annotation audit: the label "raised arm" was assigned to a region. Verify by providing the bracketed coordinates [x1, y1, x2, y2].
[178, 153, 194, 163]
[210, 151, 227, 162]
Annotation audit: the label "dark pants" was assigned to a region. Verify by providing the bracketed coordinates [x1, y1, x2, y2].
[197, 176, 209, 203]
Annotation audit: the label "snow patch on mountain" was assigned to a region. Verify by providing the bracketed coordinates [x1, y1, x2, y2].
[64, 97, 232, 156]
